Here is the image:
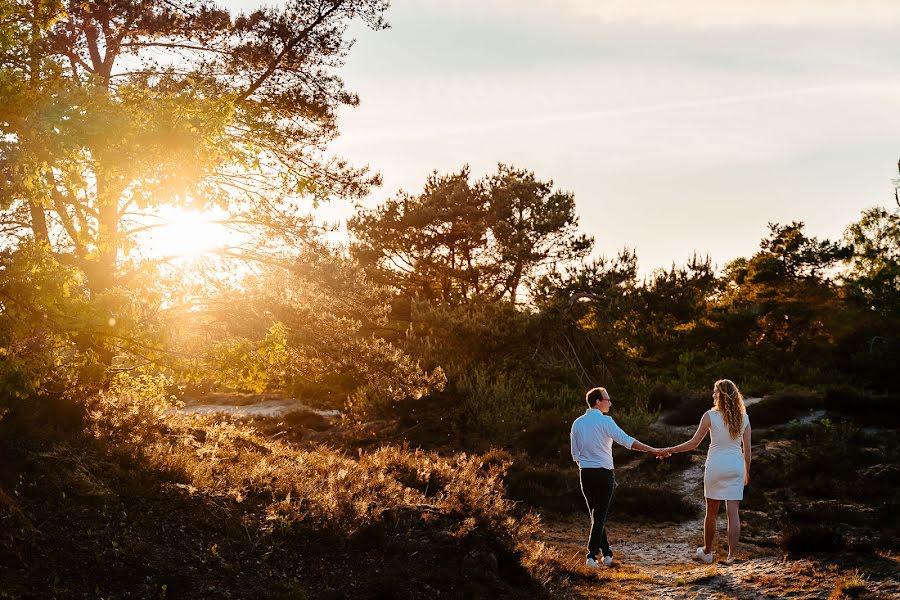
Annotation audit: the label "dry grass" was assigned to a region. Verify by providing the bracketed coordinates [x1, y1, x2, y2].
[595, 568, 656, 583]
[81, 386, 561, 594]
[829, 571, 874, 600]
[673, 567, 719, 586]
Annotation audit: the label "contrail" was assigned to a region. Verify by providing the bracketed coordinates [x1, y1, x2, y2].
[340, 79, 900, 143]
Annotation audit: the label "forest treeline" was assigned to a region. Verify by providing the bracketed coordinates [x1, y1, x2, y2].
[0, 0, 898, 440]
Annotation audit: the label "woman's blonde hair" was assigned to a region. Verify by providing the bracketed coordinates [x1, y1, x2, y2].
[713, 379, 746, 439]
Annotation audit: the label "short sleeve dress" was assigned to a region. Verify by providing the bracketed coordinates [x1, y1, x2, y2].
[704, 409, 750, 501]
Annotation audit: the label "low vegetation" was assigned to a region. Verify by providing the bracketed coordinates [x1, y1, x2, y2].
[829, 572, 875, 600]
[0, 383, 559, 598]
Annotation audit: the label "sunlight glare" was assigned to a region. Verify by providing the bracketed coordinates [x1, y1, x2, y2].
[147, 206, 228, 260]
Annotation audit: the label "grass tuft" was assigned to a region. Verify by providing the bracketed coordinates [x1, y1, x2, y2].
[673, 567, 718, 586]
[829, 571, 874, 600]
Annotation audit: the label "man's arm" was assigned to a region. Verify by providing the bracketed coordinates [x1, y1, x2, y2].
[630, 439, 664, 455]
[609, 419, 663, 456]
[570, 424, 581, 465]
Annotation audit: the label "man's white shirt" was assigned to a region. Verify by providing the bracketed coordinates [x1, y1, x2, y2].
[570, 408, 636, 469]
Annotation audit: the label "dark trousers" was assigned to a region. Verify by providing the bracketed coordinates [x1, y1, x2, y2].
[579, 468, 616, 559]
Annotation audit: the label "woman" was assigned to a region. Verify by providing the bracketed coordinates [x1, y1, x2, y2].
[661, 379, 751, 564]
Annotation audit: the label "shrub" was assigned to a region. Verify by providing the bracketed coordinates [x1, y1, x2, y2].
[784, 501, 874, 527]
[746, 390, 823, 427]
[453, 368, 539, 438]
[661, 392, 712, 426]
[829, 572, 875, 600]
[504, 461, 584, 514]
[647, 385, 683, 413]
[85, 386, 560, 592]
[88, 373, 179, 443]
[778, 524, 845, 553]
[622, 449, 695, 480]
[611, 404, 658, 436]
[518, 411, 577, 464]
[282, 408, 332, 431]
[824, 387, 898, 427]
[610, 484, 699, 523]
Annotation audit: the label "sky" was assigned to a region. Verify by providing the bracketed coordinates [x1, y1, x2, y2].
[224, 0, 900, 275]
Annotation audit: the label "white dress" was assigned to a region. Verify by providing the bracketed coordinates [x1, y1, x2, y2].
[704, 410, 750, 501]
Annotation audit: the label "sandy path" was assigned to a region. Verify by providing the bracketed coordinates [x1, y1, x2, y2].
[537, 401, 873, 599]
[174, 397, 340, 419]
[539, 483, 861, 600]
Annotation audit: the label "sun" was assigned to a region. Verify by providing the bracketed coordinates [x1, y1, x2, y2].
[145, 205, 229, 260]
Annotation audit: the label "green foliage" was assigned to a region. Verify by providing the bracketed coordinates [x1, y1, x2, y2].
[0, 242, 162, 405]
[2, 0, 388, 292]
[843, 207, 900, 316]
[205, 323, 290, 393]
[454, 368, 539, 437]
[1, 0, 443, 424]
[610, 484, 700, 523]
[745, 389, 823, 427]
[349, 164, 592, 305]
[173, 249, 445, 410]
[92, 372, 179, 442]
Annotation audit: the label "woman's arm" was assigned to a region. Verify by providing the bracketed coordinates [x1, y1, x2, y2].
[664, 412, 711, 454]
[742, 424, 752, 484]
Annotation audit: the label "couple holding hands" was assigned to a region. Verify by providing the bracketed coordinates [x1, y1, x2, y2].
[570, 380, 752, 568]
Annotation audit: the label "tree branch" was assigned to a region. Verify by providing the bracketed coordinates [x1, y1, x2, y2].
[236, 1, 344, 104]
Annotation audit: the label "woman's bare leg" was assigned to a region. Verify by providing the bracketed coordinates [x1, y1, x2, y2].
[725, 500, 741, 559]
[704, 498, 720, 555]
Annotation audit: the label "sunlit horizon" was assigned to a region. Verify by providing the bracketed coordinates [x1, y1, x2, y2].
[227, 0, 900, 275]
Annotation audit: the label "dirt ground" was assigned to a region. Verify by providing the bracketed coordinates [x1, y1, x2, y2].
[172, 395, 900, 599]
[540, 457, 900, 599]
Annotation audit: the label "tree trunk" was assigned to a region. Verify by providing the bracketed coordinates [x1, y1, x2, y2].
[93, 175, 120, 294]
[28, 201, 50, 246]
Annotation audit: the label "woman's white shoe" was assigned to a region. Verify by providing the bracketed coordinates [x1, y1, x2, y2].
[694, 547, 714, 564]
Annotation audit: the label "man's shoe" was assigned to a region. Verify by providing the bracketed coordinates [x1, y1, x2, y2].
[585, 557, 600, 569]
[601, 555, 613, 567]
[694, 547, 713, 564]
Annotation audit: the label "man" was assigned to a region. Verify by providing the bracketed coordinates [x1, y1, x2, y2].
[570, 386, 663, 568]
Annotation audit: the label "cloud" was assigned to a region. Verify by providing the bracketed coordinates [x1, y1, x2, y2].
[572, 0, 900, 28]
[338, 78, 900, 145]
[415, 0, 900, 29]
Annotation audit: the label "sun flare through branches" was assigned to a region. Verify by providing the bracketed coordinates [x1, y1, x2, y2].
[142, 205, 231, 262]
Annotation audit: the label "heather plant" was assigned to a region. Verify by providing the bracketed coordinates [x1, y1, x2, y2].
[85, 379, 558, 588]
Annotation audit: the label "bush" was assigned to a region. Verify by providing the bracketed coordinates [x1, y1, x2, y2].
[621, 449, 695, 480]
[282, 408, 332, 431]
[518, 411, 577, 464]
[453, 368, 543, 438]
[610, 484, 699, 523]
[82, 388, 561, 594]
[778, 524, 845, 553]
[746, 390, 823, 427]
[504, 461, 584, 514]
[661, 392, 712, 426]
[824, 387, 899, 427]
[829, 572, 875, 600]
[647, 385, 683, 413]
[784, 501, 875, 527]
